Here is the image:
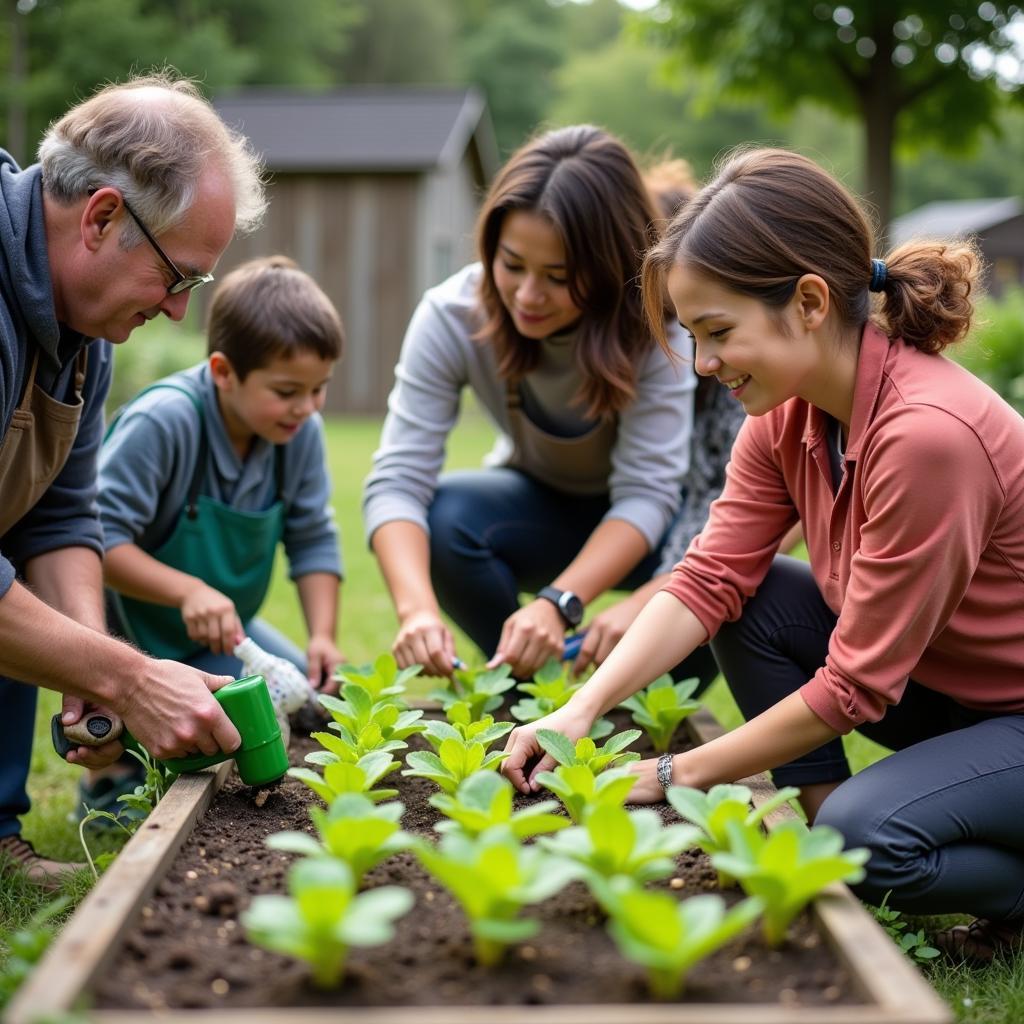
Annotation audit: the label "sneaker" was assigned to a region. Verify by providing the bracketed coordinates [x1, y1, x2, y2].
[0, 834, 86, 891]
[933, 917, 1024, 966]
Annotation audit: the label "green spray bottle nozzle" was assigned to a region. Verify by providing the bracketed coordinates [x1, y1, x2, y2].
[51, 674, 289, 788]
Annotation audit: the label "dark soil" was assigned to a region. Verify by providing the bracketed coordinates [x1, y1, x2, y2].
[93, 710, 858, 1012]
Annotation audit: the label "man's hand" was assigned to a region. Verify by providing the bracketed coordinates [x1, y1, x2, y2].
[60, 694, 126, 769]
[180, 581, 243, 655]
[307, 635, 343, 694]
[487, 599, 564, 678]
[113, 659, 241, 760]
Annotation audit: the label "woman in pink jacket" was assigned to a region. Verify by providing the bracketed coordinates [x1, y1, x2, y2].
[502, 148, 1024, 965]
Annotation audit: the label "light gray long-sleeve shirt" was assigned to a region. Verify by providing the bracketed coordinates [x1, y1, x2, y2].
[99, 362, 342, 581]
[363, 263, 695, 549]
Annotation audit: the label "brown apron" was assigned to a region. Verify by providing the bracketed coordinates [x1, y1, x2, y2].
[0, 347, 88, 537]
[503, 379, 617, 496]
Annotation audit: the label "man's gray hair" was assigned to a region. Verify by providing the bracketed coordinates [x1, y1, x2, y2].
[38, 71, 266, 247]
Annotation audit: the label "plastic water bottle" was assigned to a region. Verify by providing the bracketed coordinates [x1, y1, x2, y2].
[234, 636, 317, 749]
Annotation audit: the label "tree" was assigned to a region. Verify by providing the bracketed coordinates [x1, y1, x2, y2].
[644, 1, 1024, 232]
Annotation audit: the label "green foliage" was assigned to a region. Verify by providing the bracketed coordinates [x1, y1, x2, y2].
[601, 883, 762, 999]
[711, 819, 870, 947]
[335, 653, 423, 704]
[430, 663, 517, 721]
[955, 288, 1024, 415]
[536, 728, 641, 773]
[242, 857, 412, 988]
[534, 763, 636, 825]
[266, 794, 413, 886]
[429, 770, 569, 840]
[510, 659, 580, 723]
[288, 750, 400, 805]
[540, 804, 699, 887]
[423, 703, 514, 751]
[415, 830, 579, 966]
[666, 783, 800, 887]
[0, 895, 70, 1008]
[402, 736, 508, 794]
[78, 747, 177, 878]
[871, 890, 940, 964]
[620, 675, 701, 754]
[312, 682, 425, 762]
[105, 322, 206, 413]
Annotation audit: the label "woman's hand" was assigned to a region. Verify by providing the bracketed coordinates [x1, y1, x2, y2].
[393, 609, 457, 677]
[306, 635, 344, 694]
[179, 581, 243, 655]
[572, 591, 645, 675]
[488, 599, 565, 678]
[626, 755, 672, 804]
[501, 702, 596, 794]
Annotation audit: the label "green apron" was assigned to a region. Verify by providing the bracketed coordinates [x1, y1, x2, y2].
[109, 383, 285, 661]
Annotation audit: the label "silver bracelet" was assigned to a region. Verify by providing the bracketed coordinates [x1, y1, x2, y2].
[656, 752, 674, 794]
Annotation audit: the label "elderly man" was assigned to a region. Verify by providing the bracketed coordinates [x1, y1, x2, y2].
[0, 73, 266, 886]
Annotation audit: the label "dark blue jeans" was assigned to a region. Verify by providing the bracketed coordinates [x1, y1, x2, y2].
[712, 555, 1024, 918]
[0, 676, 37, 839]
[428, 467, 718, 691]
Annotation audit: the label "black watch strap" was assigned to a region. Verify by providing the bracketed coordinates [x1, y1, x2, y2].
[537, 585, 584, 628]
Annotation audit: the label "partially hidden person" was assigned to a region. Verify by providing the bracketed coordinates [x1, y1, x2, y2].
[363, 125, 701, 684]
[0, 72, 265, 887]
[502, 147, 1024, 965]
[93, 256, 345, 812]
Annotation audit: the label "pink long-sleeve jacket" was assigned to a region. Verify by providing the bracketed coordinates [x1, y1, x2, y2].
[664, 323, 1024, 733]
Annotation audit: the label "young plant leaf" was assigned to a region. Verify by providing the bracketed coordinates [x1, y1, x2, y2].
[619, 675, 701, 753]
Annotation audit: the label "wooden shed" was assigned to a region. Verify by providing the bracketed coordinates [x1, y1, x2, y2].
[890, 196, 1024, 298]
[212, 87, 498, 414]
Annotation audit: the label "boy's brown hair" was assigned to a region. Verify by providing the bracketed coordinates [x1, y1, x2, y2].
[206, 256, 344, 379]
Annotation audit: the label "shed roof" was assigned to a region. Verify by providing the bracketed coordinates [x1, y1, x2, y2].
[890, 196, 1023, 245]
[214, 86, 497, 178]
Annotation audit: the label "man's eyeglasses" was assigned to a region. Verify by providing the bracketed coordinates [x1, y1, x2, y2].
[118, 194, 214, 295]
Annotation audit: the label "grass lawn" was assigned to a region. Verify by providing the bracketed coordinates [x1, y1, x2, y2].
[0, 407, 1012, 1021]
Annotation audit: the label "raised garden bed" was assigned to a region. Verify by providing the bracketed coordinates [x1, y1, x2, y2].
[8, 708, 952, 1024]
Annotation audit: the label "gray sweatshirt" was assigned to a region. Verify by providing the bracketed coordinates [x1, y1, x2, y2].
[363, 263, 695, 549]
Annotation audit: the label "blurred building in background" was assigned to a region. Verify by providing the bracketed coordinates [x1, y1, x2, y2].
[213, 87, 497, 414]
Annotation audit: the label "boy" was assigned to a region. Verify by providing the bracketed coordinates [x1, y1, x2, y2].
[91, 256, 345, 810]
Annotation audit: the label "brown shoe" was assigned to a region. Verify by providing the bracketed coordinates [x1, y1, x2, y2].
[933, 917, 1024, 966]
[0, 834, 86, 891]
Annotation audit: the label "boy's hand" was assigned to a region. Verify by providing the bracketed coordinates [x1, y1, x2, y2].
[180, 581, 243, 655]
[307, 635, 343, 694]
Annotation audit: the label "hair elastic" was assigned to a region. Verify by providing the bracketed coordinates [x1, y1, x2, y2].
[869, 258, 888, 293]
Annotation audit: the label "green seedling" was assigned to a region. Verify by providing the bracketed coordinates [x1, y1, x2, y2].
[534, 763, 636, 824]
[711, 819, 870, 947]
[537, 728, 641, 773]
[430, 663, 517, 721]
[402, 736, 509, 794]
[510, 660, 613, 738]
[600, 882, 763, 999]
[871, 890, 940, 963]
[423, 703, 514, 752]
[415, 830, 580, 966]
[540, 804, 699, 887]
[242, 857, 413, 988]
[430, 770, 570, 840]
[289, 750, 400, 804]
[335, 652, 423, 703]
[666, 783, 801, 887]
[0, 896, 71, 1007]
[313, 682, 425, 762]
[266, 794, 414, 885]
[619, 675, 701, 754]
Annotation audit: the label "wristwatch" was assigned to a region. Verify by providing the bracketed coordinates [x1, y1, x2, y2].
[537, 586, 584, 628]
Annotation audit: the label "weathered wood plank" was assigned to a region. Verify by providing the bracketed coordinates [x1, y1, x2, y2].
[6, 761, 232, 1024]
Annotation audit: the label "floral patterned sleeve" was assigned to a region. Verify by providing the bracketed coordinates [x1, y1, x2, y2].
[655, 381, 747, 575]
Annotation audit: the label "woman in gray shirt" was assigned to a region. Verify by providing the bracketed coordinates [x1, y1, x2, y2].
[364, 126, 700, 680]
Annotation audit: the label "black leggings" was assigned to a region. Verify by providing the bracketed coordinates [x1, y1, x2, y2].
[711, 556, 1024, 918]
